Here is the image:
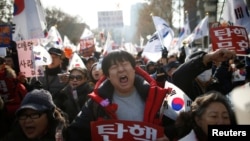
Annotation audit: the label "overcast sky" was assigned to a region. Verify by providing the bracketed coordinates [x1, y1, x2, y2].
[41, 0, 145, 29]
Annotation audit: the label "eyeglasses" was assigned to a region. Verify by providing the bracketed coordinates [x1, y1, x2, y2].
[18, 113, 44, 120]
[69, 75, 83, 81]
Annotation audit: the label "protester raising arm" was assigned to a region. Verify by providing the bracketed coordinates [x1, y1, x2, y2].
[172, 48, 236, 101]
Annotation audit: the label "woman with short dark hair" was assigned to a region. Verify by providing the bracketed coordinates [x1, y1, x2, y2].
[173, 91, 236, 141]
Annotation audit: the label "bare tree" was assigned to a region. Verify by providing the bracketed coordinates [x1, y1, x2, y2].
[45, 7, 88, 45]
[133, 0, 174, 44]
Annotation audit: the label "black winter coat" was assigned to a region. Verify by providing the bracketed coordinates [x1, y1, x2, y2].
[172, 52, 212, 101]
[53, 82, 93, 123]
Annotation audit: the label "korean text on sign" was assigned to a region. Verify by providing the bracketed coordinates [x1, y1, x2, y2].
[16, 39, 43, 77]
[91, 120, 164, 141]
[210, 26, 250, 55]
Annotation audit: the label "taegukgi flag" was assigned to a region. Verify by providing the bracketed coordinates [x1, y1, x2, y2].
[176, 15, 191, 48]
[221, 0, 250, 35]
[152, 16, 174, 50]
[142, 32, 163, 63]
[163, 81, 192, 120]
[184, 15, 209, 43]
[142, 16, 174, 63]
[12, 0, 47, 41]
[45, 26, 63, 49]
[32, 45, 52, 66]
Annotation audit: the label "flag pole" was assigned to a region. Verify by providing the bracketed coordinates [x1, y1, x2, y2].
[206, 12, 210, 51]
[219, 0, 226, 21]
[177, 11, 189, 49]
[140, 34, 144, 49]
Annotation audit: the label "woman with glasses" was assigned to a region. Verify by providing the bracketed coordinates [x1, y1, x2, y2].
[53, 67, 93, 123]
[0, 89, 68, 141]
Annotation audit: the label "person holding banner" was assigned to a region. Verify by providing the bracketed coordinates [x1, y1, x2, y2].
[173, 91, 236, 141]
[172, 48, 236, 101]
[65, 50, 170, 141]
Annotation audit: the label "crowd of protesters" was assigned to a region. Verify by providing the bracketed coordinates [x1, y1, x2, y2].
[0, 40, 250, 141]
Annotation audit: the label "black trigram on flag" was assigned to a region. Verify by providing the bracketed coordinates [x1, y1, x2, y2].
[234, 6, 250, 19]
[148, 33, 159, 42]
[234, 7, 244, 19]
[246, 6, 250, 17]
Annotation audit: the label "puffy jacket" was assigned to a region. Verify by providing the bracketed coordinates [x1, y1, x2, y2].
[65, 66, 171, 141]
[172, 51, 212, 101]
[53, 82, 93, 123]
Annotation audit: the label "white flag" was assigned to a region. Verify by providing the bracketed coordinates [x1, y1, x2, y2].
[63, 35, 76, 51]
[163, 81, 192, 120]
[32, 45, 52, 66]
[142, 16, 174, 63]
[63, 35, 71, 47]
[124, 42, 138, 56]
[179, 130, 198, 141]
[184, 15, 209, 43]
[80, 28, 94, 39]
[45, 26, 63, 49]
[102, 32, 114, 56]
[140, 35, 144, 48]
[176, 16, 191, 48]
[222, 0, 250, 35]
[68, 52, 86, 71]
[152, 16, 174, 50]
[12, 0, 46, 41]
[142, 32, 163, 62]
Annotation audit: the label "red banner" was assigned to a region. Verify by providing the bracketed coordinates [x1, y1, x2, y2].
[91, 120, 164, 141]
[210, 26, 250, 55]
